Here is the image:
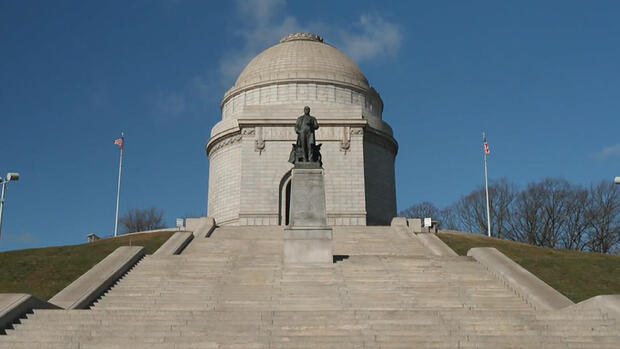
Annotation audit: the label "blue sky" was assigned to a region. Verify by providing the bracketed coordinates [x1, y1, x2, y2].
[1, 0, 619, 251]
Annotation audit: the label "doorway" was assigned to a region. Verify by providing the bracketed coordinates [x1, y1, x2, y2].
[279, 170, 292, 226]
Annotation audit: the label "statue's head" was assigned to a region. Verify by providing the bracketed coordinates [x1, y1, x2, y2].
[304, 106, 310, 115]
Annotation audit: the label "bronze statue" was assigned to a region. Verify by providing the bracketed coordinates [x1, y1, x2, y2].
[289, 106, 322, 166]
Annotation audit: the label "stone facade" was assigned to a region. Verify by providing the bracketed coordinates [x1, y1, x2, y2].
[206, 33, 398, 226]
[222, 83, 382, 120]
[206, 141, 241, 225]
[364, 135, 397, 225]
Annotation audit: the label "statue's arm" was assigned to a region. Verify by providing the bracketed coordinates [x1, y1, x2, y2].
[312, 117, 319, 130]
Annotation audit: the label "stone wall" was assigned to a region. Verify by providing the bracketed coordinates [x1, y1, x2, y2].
[239, 138, 292, 225]
[363, 136, 397, 225]
[208, 98, 396, 226]
[207, 141, 242, 225]
[222, 83, 382, 120]
[322, 133, 366, 225]
[208, 124, 371, 226]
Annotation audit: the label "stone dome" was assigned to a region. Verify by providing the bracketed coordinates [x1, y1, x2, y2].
[222, 33, 372, 105]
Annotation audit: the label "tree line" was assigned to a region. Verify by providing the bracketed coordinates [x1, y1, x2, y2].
[119, 207, 165, 234]
[400, 178, 620, 254]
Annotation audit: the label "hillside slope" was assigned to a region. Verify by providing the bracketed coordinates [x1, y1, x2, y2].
[0, 230, 175, 300]
[437, 231, 620, 302]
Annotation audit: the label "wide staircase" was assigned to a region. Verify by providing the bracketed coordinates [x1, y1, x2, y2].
[0, 226, 617, 348]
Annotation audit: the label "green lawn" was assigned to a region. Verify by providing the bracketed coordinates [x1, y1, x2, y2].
[0, 231, 175, 300]
[437, 231, 620, 303]
[2, 229, 617, 304]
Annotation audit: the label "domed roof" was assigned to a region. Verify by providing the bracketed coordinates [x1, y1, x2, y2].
[223, 33, 371, 103]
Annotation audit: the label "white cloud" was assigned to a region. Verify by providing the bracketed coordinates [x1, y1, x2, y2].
[338, 15, 403, 63]
[151, 75, 212, 120]
[7, 232, 39, 245]
[594, 143, 620, 159]
[90, 84, 108, 107]
[190, 76, 210, 97]
[151, 2, 404, 120]
[154, 91, 187, 117]
[218, 1, 301, 85]
[219, 4, 403, 86]
[150, 1, 404, 115]
[236, 0, 286, 26]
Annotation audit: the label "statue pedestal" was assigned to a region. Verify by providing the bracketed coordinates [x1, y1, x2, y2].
[283, 167, 333, 264]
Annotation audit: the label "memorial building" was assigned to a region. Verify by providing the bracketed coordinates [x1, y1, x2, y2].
[2, 32, 616, 349]
[206, 33, 398, 226]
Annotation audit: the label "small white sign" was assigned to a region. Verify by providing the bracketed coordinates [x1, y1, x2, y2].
[424, 217, 432, 227]
[176, 218, 184, 228]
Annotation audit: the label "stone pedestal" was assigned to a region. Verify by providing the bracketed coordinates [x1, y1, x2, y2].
[283, 228, 332, 263]
[283, 167, 333, 264]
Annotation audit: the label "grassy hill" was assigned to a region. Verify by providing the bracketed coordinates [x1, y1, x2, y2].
[1, 229, 617, 305]
[437, 231, 620, 303]
[0, 230, 175, 300]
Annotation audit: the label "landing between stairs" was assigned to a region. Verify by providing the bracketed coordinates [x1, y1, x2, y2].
[1, 226, 617, 348]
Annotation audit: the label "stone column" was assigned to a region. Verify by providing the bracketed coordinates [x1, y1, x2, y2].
[283, 167, 333, 263]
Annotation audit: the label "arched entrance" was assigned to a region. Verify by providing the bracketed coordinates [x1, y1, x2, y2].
[278, 170, 292, 226]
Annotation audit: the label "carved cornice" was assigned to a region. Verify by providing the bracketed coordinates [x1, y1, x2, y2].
[206, 133, 242, 156]
[206, 120, 397, 156]
[241, 128, 255, 136]
[222, 81, 380, 110]
[364, 128, 398, 155]
[339, 126, 351, 153]
[350, 127, 364, 135]
[254, 126, 265, 154]
[237, 118, 367, 128]
[279, 33, 323, 43]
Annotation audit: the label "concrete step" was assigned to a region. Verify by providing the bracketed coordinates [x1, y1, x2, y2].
[2, 225, 617, 348]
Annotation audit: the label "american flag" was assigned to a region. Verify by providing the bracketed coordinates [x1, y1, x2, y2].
[483, 137, 490, 155]
[113, 137, 123, 150]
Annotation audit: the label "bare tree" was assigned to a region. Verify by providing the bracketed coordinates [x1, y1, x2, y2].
[399, 201, 440, 219]
[400, 177, 619, 254]
[454, 189, 487, 234]
[510, 178, 575, 248]
[537, 178, 572, 248]
[559, 187, 590, 250]
[586, 181, 620, 253]
[120, 207, 165, 234]
[439, 204, 460, 230]
[510, 182, 545, 245]
[489, 178, 517, 239]
[453, 178, 517, 237]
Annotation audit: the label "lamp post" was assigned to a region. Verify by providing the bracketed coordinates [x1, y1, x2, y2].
[0, 172, 20, 243]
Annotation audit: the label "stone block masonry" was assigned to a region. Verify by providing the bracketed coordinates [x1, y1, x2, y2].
[364, 136, 397, 225]
[49, 246, 145, 309]
[206, 33, 398, 227]
[207, 142, 241, 225]
[0, 294, 59, 334]
[283, 167, 333, 264]
[468, 247, 574, 311]
[208, 125, 373, 226]
[2, 225, 617, 347]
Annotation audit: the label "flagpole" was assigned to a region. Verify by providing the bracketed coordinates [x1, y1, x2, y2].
[114, 132, 124, 237]
[483, 132, 491, 237]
